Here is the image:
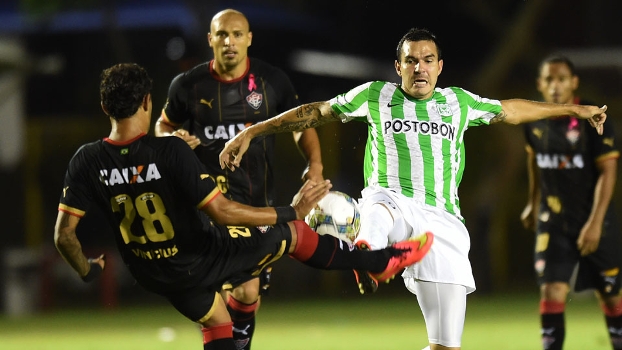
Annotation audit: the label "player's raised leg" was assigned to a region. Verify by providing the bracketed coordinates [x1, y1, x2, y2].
[288, 220, 433, 281]
[354, 201, 412, 294]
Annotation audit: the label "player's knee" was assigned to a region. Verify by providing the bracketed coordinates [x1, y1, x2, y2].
[540, 282, 569, 302]
[231, 279, 261, 304]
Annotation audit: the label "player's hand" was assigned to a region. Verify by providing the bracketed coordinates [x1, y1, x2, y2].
[576, 105, 607, 135]
[172, 129, 201, 149]
[520, 203, 535, 231]
[220, 130, 251, 171]
[291, 179, 332, 219]
[576, 221, 602, 256]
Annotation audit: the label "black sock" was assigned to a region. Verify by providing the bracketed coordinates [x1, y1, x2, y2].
[605, 314, 622, 349]
[290, 220, 391, 272]
[227, 296, 257, 350]
[541, 312, 565, 350]
[202, 323, 236, 350]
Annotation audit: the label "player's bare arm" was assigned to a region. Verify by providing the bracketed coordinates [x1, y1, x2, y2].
[54, 212, 105, 277]
[489, 110, 507, 124]
[203, 179, 332, 225]
[498, 99, 607, 133]
[520, 146, 541, 231]
[257, 102, 337, 134]
[577, 157, 618, 256]
[294, 128, 324, 182]
[219, 101, 338, 170]
[155, 114, 201, 149]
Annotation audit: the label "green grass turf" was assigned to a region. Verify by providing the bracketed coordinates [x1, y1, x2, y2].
[0, 291, 613, 349]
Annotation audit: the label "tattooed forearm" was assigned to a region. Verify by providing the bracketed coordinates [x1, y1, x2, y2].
[257, 102, 337, 136]
[297, 103, 320, 119]
[490, 110, 507, 124]
[259, 119, 323, 134]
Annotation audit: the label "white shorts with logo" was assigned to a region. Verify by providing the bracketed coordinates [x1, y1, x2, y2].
[356, 185, 476, 294]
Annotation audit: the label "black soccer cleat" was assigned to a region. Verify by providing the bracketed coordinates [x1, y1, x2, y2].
[353, 240, 379, 294]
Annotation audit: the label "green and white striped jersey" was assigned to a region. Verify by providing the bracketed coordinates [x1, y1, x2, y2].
[329, 81, 502, 220]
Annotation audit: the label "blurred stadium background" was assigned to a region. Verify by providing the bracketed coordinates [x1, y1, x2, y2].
[1, 0, 622, 348]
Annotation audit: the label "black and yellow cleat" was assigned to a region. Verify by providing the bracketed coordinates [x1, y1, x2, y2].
[353, 241, 379, 294]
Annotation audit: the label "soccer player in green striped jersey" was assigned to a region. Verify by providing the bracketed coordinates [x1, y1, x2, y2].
[219, 28, 607, 350]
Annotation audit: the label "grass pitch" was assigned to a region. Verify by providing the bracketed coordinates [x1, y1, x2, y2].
[0, 291, 612, 349]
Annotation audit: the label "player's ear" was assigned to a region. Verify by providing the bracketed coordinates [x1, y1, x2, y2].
[395, 60, 402, 76]
[247, 31, 253, 47]
[536, 77, 544, 94]
[101, 102, 109, 116]
[207, 32, 213, 48]
[142, 94, 151, 111]
[571, 75, 579, 90]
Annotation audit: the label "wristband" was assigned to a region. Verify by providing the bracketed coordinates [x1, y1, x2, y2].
[81, 260, 103, 282]
[275, 206, 297, 224]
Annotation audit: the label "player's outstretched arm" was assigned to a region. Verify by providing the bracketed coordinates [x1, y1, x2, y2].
[495, 99, 607, 134]
[54, 211, 105, 282]
[220, 101, 338, 171]
[202, 179, 332, 226]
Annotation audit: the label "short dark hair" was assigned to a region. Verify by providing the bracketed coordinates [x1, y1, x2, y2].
[100, 63, 152, 120]
[537, 55, 576, 77]
[396, 28, 442, 61]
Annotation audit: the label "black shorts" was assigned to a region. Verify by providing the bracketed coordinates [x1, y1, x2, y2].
[164, 223, 292, 322]
[221, 265, 274, 296]
[534, 219, 622, 295]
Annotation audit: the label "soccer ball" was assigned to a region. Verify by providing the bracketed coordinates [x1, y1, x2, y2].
[305, 191, 361, 243]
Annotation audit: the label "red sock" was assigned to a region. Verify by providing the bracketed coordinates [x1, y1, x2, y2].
[290, 220, 319, 261]
[602, 297, 622, 318]
[289, 220, 389, 272]
[540, 300, 565, 350]
[201, 322, 235, 350]
[602, 298, 622, 349]
[540, 300, 565, 314]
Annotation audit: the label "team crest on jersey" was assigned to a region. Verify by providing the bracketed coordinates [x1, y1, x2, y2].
[535, 259, 545, 276]
[246, 91, 263, 110]
[566, 129, 580, 145]
[566, 117, 580, 145]
[436, 103, 453, 117]
[256, 225, 271, 233]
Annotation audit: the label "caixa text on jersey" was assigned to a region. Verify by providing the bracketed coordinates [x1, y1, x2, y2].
[203, 123, 252, 140]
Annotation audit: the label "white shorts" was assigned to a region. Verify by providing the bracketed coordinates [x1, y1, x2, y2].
[357, 186, 476, 293]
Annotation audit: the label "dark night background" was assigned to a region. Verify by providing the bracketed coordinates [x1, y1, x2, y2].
[1, 0, 622, 311]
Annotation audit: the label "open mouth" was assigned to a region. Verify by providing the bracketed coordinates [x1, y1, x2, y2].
[414, 79, 428, 87]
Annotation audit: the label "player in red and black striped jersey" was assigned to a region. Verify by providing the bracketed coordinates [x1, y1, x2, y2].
[154, 9, 324, 349]
[521, 55, 622, 350]
[55, 63, 432, 350]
